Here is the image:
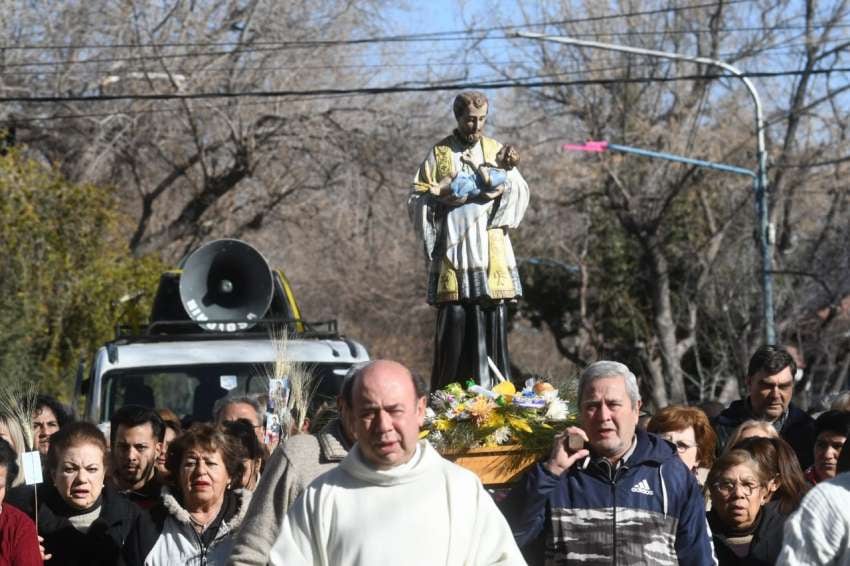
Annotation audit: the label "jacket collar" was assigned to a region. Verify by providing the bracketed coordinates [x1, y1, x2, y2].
[159, 486, 251, 533]
[580, 429, 677, 477]
[718, 398, 805, 433]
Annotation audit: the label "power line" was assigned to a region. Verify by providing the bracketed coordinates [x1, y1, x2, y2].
[4, 28, 846, 72]
[2, 66, 847, 105]
[2, 34, 844, 83]
[1, 0, 759, 52]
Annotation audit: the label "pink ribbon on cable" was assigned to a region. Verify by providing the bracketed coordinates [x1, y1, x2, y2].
[561, 140, 609, 152]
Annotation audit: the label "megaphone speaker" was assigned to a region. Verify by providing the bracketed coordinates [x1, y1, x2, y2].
[179, 239, 274, 332]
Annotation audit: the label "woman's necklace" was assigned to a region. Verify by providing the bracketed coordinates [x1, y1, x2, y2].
[188, 506, 219, 533]
[188, 513, 208, 531]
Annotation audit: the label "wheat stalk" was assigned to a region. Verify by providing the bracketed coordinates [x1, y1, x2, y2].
[270, 327, 317, 439]
[0, 375, 38, 451]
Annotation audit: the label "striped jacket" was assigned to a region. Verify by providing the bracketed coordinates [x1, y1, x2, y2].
[504, 429, 716, 566]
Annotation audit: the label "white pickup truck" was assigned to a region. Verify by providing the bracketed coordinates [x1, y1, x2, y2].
[73, 240, 369, 427]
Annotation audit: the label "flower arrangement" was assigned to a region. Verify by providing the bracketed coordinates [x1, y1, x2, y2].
[424, 378, 575, 453]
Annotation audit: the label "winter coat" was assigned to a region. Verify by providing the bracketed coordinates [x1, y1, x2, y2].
[709, 504, 785, 566]
[228, 419, 350, 566]
[8, 483, 149, 566]
[134, 487, 250, 566]
[712, 399, 815, 469]
[0, 503, 42, 566]
[503, 428, 716, 566]
[777, 472, 850, 566]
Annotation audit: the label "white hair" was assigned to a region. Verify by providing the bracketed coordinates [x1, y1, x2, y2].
[578, 361, 641, 408]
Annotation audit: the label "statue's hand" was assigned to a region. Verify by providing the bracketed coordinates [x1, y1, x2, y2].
[482, 184, 506, 200]
[441, 193, 468, 206]
[461, 148, 485, 168]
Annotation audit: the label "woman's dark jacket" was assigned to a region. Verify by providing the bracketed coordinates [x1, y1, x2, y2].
[708, 503, 785, 566]
[6, 482, 155, 566]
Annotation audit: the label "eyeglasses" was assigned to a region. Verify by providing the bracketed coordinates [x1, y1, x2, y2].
[711, 479, 763, 497]
[661, 437, 696, 453]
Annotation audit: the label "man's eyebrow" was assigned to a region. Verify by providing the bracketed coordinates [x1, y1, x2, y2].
[758, 377, 793, 385]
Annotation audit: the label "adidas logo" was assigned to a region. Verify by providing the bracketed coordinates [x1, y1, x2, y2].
[630, 479, 654, 495]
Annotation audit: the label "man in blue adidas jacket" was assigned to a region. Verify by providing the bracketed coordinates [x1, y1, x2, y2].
[504, 361, 716, 565]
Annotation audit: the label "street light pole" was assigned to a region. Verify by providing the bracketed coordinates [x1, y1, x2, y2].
[516, 31, 776, 344]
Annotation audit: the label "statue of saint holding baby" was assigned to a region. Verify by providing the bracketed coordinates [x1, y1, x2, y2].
[409, 91, 529, 391]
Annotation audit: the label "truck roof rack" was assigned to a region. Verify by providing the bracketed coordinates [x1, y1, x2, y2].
[114, 318, 340, 342]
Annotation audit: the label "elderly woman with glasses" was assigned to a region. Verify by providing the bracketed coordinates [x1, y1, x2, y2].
[707, 447, 786, 566]
[647, 405, 716, 488]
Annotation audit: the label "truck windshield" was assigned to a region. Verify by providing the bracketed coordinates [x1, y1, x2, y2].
[100, 362, 351, 423]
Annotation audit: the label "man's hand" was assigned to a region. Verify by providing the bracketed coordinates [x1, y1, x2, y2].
[544, 426, 590, 477]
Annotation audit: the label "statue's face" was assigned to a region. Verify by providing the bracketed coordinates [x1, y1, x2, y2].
[456, 104, 487, 144]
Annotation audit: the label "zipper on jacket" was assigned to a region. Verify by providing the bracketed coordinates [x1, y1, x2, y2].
[611, 478, 617, 566]
[193, 528, 209, 566]
[610, 464, 629, 566]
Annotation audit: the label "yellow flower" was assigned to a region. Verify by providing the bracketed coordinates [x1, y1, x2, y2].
[467, 397, 497, 426]
[507, 414, 533, 433]
[482, 412, 506, 429]
[434, 418, 455, 431]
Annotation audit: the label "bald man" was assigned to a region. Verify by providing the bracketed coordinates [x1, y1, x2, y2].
[269, 360, 525, 566]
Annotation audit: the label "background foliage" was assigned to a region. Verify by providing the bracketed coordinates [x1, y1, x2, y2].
[0, 149, 164, 399]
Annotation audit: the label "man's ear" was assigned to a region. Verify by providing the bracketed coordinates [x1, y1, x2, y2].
[416, 396, 427, 426]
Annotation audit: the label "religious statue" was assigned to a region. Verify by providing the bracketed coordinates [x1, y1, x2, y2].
[409, 91, 529, 391]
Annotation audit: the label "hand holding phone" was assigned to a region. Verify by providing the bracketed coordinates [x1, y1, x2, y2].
[545, 426, 590, 476]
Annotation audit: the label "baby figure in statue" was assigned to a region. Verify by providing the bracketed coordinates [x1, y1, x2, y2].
[430, 144, 521, 200]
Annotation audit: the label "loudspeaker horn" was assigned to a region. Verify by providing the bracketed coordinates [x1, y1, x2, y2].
[179, 239, 274, 332]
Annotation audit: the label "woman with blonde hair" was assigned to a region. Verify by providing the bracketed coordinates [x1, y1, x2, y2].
[0, 412, 30, 487]
[722, 420, 777, 455]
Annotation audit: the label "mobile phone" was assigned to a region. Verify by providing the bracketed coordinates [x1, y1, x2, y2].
[567, 433, 585, 452]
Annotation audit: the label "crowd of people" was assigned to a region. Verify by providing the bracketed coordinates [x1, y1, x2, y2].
[0, 347, 848, 565]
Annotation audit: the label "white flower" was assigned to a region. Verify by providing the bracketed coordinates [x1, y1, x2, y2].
[541, 389, 560, 402]
[424, 407, 437, 424]
[491, 426, 512, 444]
[545, 398, 569, 421]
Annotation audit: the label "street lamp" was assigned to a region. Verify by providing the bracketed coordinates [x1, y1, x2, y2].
[516, 31, 776, 344]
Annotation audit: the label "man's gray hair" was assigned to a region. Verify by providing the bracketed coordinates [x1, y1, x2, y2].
[577, 361, 641, 408]
[213, 394, 265, 425]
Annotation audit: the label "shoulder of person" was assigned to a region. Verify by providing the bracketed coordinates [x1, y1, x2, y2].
[281, 432, 323, 455]
[231, 488, 253, 520]
[785, 403, 815, 427]
[713, 399, 749, 425]
[0, 501, 36, 529]
[4, 483, 37, 517]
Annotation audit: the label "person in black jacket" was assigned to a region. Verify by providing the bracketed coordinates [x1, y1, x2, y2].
[707, 446, 786, 565]
[504, 361, 715, 565]
[712, 345, 815, 469]
[8, 421, 156, 566]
